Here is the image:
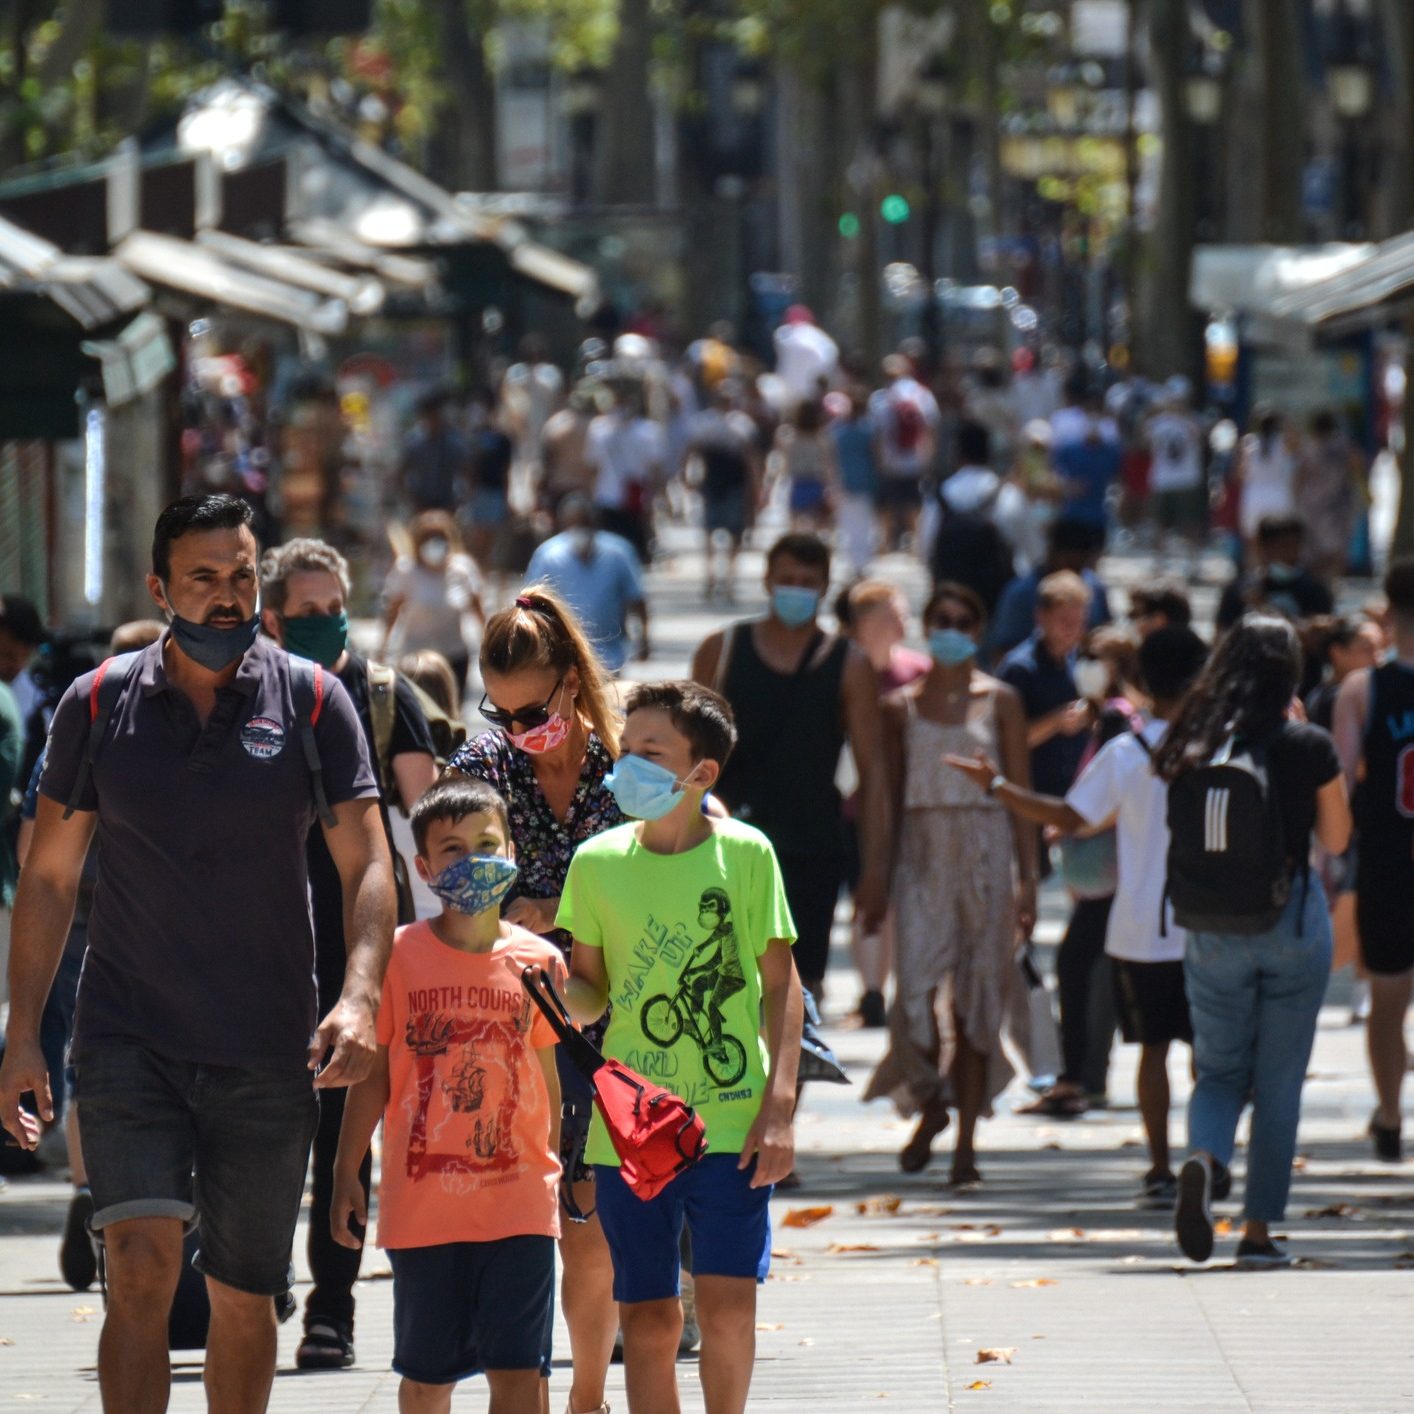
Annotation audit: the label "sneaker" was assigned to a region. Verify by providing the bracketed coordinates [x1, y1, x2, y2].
[1235, 1237, 1292, 1270]
[857, 990, 887, 1029]
[1370, 1114, 1403, 1163]
[59, 1189, 97, 1293]
[1138, 1170, 1177, 1210]
[1211, 1159, 1233, 1203]
[295, 1320, 355, 1370]
[679, 1272, 700, 1355]
[1174, 1155, 1215, 1263]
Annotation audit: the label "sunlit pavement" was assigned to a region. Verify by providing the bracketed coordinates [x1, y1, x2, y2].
[2, 524, 1410, 1410]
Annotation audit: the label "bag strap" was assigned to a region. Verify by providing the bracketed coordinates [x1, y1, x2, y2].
[713, 622, 739, 696]
[292, 659, 337, 829]
[63, 652, 141, 819]
[366, 660, 398, 801]
[521, 966, 605, 1079]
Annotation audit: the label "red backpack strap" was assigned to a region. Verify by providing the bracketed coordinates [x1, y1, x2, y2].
[64, 652, 141, 819]
[310, 661, 325, 726]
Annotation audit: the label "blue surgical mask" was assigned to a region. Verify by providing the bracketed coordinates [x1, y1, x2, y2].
[605, 753, 697, 821]
[164, 592, 260, 673]
[928, 628, 977, 666]
[771, 585, 821, 629]
[427, 853, 519, 916]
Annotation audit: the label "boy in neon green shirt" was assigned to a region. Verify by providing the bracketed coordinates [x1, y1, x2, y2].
[560, 680, 803, 1414]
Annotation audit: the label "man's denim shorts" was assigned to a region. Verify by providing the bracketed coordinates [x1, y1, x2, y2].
[72, 1040, 318, 1296]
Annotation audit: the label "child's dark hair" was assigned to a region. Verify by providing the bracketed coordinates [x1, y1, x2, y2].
[411, 777, 510, 855]
[623, 680, 738, 769]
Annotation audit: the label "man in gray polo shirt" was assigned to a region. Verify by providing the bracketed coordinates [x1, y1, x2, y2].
[0, 494, 396, 1413]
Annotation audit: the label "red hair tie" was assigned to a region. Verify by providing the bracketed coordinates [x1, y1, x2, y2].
[515, 595, 536, 610]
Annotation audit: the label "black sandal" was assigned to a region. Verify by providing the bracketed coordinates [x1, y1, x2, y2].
[899, 1101, 951, 1174]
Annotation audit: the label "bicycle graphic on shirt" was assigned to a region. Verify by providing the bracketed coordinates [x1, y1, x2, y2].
[640, 888, 749, 1088]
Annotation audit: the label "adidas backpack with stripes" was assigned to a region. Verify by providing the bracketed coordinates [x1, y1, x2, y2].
[1164, 736, 1293, 935]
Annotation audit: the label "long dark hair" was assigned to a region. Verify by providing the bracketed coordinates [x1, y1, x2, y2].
[1152, 615, 1301, 781]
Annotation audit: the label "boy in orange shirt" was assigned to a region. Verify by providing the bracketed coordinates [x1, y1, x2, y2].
[332, 776, 564, 1414]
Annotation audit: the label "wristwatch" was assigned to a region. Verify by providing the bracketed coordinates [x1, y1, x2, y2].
[985, 774, 1007, 797]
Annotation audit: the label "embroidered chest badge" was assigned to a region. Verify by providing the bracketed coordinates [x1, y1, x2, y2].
[240, 716, 287, 760]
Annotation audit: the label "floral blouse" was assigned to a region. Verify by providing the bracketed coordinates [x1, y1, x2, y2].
[446, 728, 624, 962]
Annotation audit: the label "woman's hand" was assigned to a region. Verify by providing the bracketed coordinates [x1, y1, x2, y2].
[1015, 878, 1038, 938]
[504, 896, 561, 936]
[944, 750, 1000, 793]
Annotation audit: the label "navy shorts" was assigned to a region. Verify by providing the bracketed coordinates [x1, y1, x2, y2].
[388, 1236, 555, 1384]
[593, 1154, 772, 1304]
[72, 1040, 317, 1296]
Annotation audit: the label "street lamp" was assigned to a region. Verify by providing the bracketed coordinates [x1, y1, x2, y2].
[1184, 52, 1223, 126]
[1329, 61, 1374, 120]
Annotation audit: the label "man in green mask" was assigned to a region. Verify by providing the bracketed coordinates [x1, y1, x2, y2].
[259, 538, 439, 1370]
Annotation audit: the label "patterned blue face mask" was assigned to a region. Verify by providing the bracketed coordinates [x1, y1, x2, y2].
[426, 854, 519, 916]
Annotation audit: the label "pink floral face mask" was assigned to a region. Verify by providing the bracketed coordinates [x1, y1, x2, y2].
[506, 712, 572, 754]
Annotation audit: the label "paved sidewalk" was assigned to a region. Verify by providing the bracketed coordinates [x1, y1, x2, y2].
[6, 994, 1414, 1411]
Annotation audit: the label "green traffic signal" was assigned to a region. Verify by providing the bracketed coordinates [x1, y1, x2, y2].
[880, 194, 911, 223]
[838, 212, 861, 238]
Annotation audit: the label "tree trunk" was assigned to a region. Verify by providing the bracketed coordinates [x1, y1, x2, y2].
[1250, 0, 1306, 243]
[593, 0, 656, 205]
[428, 0, 498, 192]
[1136, 0, 1199, 380]
[1374, 0, 1414, 238]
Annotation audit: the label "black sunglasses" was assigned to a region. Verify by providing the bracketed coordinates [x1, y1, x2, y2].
[930, 613, 978, 633]
[480, 676, 564, 732]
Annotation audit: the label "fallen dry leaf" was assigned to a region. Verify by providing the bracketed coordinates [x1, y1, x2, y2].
[1292, 1154, 1310, 1173]
[1009, 1278, 1058, 1289]
[964, 1277, 993, 1286]
[913, 1257, 939, 1267]
[0, 1337, 14, 1346]
[1041, 1141, 1062, 1151]
[770, 1248, 797, 1260]
[1046, 1227, 1086, 1242]
[826, 1242, 881, 1253]
[856, 1195, 904, 1216]
[1393, 1251, 1414, 1269]
[1214, 1219, 1233, 1238]
[967, 1381, 992, 1391]
[782, 1205, 835, 1229]
[755, 1322, 784, 1331]
[1291, 1256, 1341, 1270]
[976, 1347, 1017, 1365]
[798, 1338, 815, 1347]
[1303, 1203, 1360, 1220]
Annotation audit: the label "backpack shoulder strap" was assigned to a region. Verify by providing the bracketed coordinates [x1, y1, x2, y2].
[290, 657, 337, 829]
[366, 660, 398, 797]
[63, 651, 142, 819]
[713, 622, 740, 697]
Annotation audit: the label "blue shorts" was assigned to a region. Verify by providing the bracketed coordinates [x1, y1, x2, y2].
[388, 1236, 554, 1384]
[593, 1154, 772, 1304]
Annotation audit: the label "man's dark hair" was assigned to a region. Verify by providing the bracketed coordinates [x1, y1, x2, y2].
[1138, 625, 1209, 705]
[151, 494, 255, 582]
[1385, 557, 1414, 620]
[623, 679, 738, 769]
[1256, 512, 1306, 545]
[1048, 517, 1099, 558]
[0, 593, 45, 646]
[766, 531, 831, 579]
[1129, 580, 1193, 628]
[955, 419, 991, 468]
[411, 776, 510, 856]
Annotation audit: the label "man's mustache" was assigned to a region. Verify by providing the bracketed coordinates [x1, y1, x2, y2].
[203, 605, 245, 625]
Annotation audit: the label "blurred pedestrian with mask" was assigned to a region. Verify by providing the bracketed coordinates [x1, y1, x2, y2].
[400, 390, 470, 514]
[1216, 514, 1334, 633]
[0, 493, 395, 1410]
[1145, 378, 1206, 569]
[773, 304, 839, 411]
[261, 537, 439, 1370]
[866, 583, 1037, 1185]
[382, 511, 486, 703]
[688, 382, 761, 602]
[1052, 391, 1121, 551]
[692, 533, 891, 1002]
[1236, 406, 1297, 559]
[1160, 616, 1350, 1268]
[539, 381, 600, 512]
[525, 496, 649, 672]
[872, 354, 941, 551]
[771, 398, 838, 534]
[929, 421, 1019, 619]
[585, 376, 664, 562]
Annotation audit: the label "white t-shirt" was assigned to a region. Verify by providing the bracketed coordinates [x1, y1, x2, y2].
[585, 413, 665, 510]
[868, 377, 942, 476]
[772, 322, 839, 406]
[1147, 412, 1204, 493]
[383, 552, 482, 659]
[1064, 718, 1185, 963]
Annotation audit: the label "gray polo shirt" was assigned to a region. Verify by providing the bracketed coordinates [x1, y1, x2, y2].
[40, 634, 379, 1069]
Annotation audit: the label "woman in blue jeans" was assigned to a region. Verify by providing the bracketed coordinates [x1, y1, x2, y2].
[1153, 616, 1351, 1268]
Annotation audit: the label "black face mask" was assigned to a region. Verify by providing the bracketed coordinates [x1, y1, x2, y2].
[162, 586, 259, 672]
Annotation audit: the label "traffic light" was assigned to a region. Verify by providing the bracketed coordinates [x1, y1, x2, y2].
[838, 212, 861, 239]
[880, 194, 911, 224]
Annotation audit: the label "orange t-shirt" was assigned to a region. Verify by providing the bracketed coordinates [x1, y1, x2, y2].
[373, 921, 565, 1249]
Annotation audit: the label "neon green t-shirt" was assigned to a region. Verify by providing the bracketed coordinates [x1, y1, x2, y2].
[556, 818, 797, 1166]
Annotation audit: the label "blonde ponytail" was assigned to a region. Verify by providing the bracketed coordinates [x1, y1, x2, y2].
[480, 583, 622, 755]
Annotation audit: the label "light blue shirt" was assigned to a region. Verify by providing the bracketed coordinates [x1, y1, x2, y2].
[525, 531, 644, 671]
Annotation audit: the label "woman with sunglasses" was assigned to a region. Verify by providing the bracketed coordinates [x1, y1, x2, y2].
[445, 584, 623, 1414]
[865, 583, 1038, 1187]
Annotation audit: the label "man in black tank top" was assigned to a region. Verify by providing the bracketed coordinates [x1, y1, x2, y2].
[690, 533, 891, 999]
[1334, 558, 1414, 1161]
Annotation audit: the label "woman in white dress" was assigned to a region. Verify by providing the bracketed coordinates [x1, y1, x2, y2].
[1237, 407, 1297, 551]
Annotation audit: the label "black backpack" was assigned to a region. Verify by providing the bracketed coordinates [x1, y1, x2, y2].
[1164, 736, 1293, 935]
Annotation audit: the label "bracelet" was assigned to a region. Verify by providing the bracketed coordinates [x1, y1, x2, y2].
[985, 773, 1007, 797]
